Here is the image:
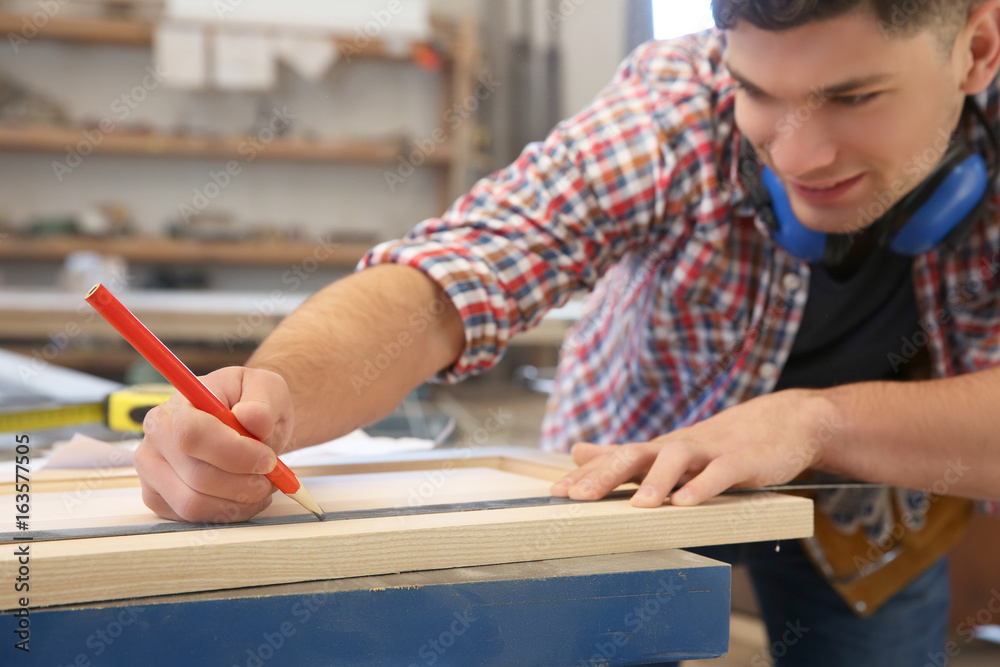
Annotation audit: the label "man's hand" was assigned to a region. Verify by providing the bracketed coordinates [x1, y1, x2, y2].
[550, 389, 840, 508]
[133, 367, 295, 523]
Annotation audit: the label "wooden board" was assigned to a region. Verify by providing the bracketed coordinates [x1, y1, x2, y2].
[0, 447, 813, 609]
[12, 550, 732, 666]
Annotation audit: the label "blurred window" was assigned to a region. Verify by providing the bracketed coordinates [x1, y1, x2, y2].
[651, 0, 716, 40]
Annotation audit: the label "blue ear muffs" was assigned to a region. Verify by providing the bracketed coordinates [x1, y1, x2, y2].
[759, 164, 827, 263]
[888, 153, 989, 255]
[741, 97, 998, 265]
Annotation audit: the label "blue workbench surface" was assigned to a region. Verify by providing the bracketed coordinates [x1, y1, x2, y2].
[6, 548, 730, 666]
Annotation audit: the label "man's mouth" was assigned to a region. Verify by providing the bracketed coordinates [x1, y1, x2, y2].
[788, 173, 865, 202]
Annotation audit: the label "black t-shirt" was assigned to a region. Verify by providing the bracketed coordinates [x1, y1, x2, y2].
[773, 245, 923, 391]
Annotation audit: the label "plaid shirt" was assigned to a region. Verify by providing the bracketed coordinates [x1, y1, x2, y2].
[360, 30, 1000, 523]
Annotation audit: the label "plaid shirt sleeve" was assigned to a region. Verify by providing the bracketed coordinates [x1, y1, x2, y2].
[359, 36, 727, 382]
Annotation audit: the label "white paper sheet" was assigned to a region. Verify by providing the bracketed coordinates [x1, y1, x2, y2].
[153, 23, 208, 89]
[213, 29, 276, 91]
[275, 32, 338, 81]
[0, 430, 435, 482]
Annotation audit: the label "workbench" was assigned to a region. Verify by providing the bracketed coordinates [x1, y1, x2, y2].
[0, 445, 813, 666]
[13, 550, 730, 666]
[0, 357, 811, 665]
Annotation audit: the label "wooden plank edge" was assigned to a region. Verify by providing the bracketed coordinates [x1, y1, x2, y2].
[1, 493, 814, 609]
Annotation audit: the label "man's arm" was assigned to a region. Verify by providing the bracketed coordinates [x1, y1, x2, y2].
[134, 264, 465, 522]
[817, 371, 999, 500]
[551, 372, 1000, 507]
[247, 264, 465, 450]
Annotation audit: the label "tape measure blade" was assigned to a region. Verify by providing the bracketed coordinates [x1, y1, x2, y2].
[0, 402, 104, 433]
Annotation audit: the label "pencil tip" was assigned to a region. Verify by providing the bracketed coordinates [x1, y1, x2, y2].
[286, 485, 325, 520]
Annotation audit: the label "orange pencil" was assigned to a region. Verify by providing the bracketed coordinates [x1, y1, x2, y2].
[85, 283, 325, 520]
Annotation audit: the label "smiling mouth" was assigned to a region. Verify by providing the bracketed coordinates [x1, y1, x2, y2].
[788, 173, 866, 202]
[795, 175, 862, 191]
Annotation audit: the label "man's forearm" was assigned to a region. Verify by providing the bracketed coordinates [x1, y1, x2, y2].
[819, 369, 1000, 500]
[247, 264, 465, 450]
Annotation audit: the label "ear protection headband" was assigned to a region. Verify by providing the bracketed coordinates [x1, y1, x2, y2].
[739, 97, 999, 265]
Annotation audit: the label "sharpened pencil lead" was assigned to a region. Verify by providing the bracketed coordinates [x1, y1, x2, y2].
[287, 485, 325, 521]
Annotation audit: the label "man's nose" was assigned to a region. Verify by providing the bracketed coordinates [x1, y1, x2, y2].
[767, 115, 839, 181]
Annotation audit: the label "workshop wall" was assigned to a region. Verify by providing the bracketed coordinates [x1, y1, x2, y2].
[0, 0, 629, 250]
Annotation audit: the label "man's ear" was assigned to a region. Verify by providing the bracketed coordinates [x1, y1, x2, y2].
[959, 1, 1000, 94]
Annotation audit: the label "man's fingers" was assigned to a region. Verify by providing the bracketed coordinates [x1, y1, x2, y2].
[551, 443, 607, 496]
[629, 442, 701, 508]
[199, 367, 255, 410]
[569, 442, 608, 466]
[143, 403, 277, 507]
[170, 406, 277, 476]
[137, 444, 274, 523]
[134, 366, 293, 523]
[562, 443, 655, 500]
[670, 455, 744, 507]
[231, 370, 294, 451]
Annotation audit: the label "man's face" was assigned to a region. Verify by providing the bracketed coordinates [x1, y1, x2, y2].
[727, 10, 968, 234]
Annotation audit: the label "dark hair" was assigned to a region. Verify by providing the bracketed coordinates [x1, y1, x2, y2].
[711, 0, 980, 47]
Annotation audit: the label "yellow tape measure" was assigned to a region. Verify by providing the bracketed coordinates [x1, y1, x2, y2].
[0, 384, 175, 434]
[104, 384, 176, 432]
[0, 403, 105, 433]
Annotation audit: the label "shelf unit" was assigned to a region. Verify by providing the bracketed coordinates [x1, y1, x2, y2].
[0, 10, 481, 212]
[0, 9, 485, 378]
[0, 11, 449, 60]
[0, 123, 453, 166]
[0, 236, 373, 267]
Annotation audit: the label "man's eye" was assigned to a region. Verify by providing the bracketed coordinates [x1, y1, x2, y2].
[835, 93, 880, 107]
[736, 84, 767, 100]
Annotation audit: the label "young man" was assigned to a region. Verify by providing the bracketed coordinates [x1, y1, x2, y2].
[136, 1, 1000, 664]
